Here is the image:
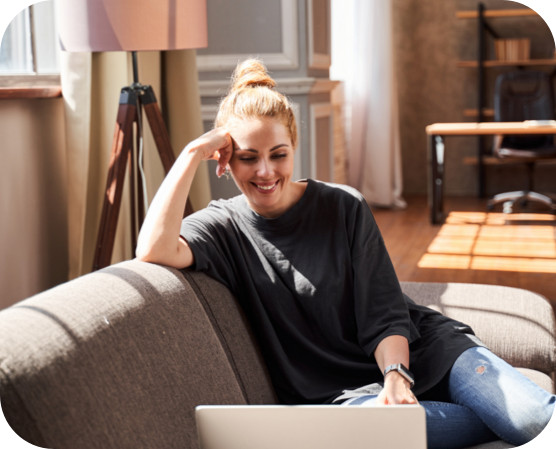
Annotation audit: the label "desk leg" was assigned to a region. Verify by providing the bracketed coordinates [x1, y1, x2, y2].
[429, 135, 445, 224]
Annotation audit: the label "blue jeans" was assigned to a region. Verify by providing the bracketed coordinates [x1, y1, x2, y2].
[342, 347, 555, 449]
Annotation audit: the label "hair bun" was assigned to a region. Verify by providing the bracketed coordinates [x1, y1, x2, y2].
[230, 58, 276, 92]
[216, 58, 297, 148]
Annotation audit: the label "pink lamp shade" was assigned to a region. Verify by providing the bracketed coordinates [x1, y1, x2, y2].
[57, 0, 207, 52]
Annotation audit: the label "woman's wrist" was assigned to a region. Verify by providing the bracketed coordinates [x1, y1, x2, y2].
[185, 143, 206, 162]
[385, 371, 411, 388]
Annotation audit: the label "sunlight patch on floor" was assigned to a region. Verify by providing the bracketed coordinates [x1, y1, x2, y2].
[418, 212, 556, 273]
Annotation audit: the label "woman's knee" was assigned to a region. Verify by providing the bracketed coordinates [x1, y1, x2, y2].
[508, 394, 555, 445]
[448, 346, 556, 445]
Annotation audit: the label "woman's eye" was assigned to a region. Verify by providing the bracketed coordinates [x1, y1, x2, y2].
[237, 154, 287, 163]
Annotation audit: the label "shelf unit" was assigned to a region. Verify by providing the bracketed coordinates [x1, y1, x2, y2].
[457, 59, 556, 68]
[456, 9, 538, 19]
[457, 3, 554, 197]
[463, 156, 556, 166]
[463, 108, 494, 118]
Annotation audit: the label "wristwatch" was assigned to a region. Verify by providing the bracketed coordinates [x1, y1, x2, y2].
[383, 363, 415, 389]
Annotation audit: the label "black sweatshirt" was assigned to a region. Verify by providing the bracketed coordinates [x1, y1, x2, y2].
[180, 179, 483, 404]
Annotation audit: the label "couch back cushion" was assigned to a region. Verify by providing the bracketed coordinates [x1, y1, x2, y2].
[0, 260, 275, 449]
[182, 270, 278, 405]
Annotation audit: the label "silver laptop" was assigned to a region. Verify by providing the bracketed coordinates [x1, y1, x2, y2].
[196, 404, 427, 449]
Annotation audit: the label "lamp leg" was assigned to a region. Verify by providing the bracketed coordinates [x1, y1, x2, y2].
[141, 86, 194, 217]
[141, 86, 176, 172]
[93, 91, 137, 271]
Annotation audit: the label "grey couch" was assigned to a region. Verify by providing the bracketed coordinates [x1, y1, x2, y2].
[1, 260, 554, 449]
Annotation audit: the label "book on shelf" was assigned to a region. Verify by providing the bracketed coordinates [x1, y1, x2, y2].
[494, 38, 531, 61]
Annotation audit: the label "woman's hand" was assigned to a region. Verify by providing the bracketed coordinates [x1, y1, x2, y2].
[186, 127, 234, 177]
[376, 372, 418, 405]
[373, 335, 416, 405]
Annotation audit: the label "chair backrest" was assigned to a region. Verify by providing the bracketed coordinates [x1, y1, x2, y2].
[494, 71, 555, 149]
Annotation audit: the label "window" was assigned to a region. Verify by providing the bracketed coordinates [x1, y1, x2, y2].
[0, 1, 60, 83]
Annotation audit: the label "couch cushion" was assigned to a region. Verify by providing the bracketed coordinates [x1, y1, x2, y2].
[400, 282, 556, 379]
[516, 367, 554, 394]
[0, 260, 247, 449]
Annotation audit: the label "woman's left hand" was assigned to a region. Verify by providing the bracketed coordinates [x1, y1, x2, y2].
[376, 372, 418, 405]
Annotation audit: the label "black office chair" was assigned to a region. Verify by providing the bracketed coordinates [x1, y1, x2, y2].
[487, 71, 556, 214]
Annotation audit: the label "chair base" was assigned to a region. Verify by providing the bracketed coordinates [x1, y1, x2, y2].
[487, 191, 556, 214]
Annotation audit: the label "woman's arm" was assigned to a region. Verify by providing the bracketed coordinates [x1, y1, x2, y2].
[374, 335, 418, 405]
[136, 128, 232, 269]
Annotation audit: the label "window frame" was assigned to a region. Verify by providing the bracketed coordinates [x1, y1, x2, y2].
[0, 3, 61, 98]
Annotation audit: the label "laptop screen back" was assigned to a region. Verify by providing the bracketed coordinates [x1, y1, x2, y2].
[196, 405, 427, 449]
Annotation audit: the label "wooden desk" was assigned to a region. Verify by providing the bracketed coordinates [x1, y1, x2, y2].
[426, 122, 556, 224]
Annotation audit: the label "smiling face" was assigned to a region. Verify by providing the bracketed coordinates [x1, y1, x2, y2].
[226, 117, 301, 218]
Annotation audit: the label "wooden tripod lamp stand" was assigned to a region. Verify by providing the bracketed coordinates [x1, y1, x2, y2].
[92, 54, 196, 271]
[57, 0, 208, 271]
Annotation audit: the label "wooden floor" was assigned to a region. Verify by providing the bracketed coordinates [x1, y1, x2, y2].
[371, 196, 556, 309]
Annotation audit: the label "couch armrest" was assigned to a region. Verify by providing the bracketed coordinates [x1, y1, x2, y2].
[400, 282, 556, 377]
[0, 260, 252, 448]
[0, 365, 48, 447]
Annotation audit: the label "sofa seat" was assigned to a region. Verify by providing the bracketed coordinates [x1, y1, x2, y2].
[0, 260, 554, 448]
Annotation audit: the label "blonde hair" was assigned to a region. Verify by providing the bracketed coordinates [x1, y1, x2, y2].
[215, 59, 298, 149]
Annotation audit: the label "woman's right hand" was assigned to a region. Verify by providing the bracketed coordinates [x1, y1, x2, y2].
[186, 128, 233, 178]
[376, 372, 418, 405]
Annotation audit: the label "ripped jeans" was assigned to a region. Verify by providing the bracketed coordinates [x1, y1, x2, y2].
[341, 347, 555, 449]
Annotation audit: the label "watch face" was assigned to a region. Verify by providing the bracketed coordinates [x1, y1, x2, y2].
[399, 364, 414, 380]
[384, 364, 415, 386]
[397, 364, 415, 387]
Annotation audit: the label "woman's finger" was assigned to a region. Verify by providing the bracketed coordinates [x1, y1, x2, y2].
[216, 135, 234, 178]
[375, 390, 388, 405]
[389, 391, 417, 405]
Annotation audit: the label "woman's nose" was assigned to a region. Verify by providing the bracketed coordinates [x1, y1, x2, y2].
[256, 159, 273, 177]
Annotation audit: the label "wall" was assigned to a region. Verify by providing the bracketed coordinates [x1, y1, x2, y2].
[0, 97, 68, 309]
[393, 0, 555, 195]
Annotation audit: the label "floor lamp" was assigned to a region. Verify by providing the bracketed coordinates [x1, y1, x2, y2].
[57, 0, 208, 271]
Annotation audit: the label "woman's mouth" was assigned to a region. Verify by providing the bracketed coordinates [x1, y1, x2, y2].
[252, 181, 278, 193]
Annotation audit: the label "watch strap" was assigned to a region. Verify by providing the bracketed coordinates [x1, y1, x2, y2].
[383, 363, 415, 388]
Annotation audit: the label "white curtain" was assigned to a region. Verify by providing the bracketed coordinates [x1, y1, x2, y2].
[331, 0, 406, 208]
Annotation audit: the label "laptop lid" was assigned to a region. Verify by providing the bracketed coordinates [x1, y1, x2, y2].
[196, 405, 427, 449]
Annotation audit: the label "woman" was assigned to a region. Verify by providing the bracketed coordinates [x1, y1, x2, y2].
[136, 59, 554, 449]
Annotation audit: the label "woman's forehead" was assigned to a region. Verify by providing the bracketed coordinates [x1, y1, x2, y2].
[228, 117, 290, 142]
